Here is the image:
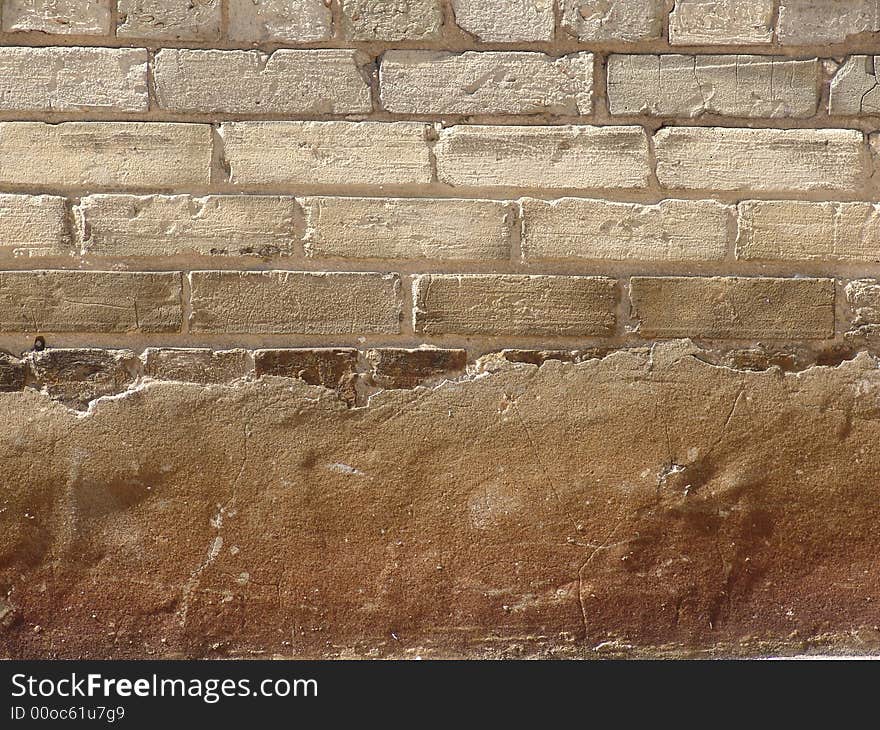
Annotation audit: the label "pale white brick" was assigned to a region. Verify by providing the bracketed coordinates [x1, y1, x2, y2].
[341, 0, 441, 40]
[2, 0, 111, 34]
[117, 0, 221, 40]
[451, 0, 554, 42]
[227, 0, 332, 43]
[778, 0, 880, 45]
[669, 0, 775, 45]
[561, 0, 664, 42]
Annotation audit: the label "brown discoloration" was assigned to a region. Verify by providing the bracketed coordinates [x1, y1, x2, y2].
[255, 348, 358, 404]
[2, 342, 880, 659]
[28, 348, 139, 408]
[366, 348, 467, 389]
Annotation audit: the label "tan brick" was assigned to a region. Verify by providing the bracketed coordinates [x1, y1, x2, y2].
[0, 47, 147, 113]
[341, 0, 441, 40]
[778, 0, 880, 45]
[829, 56, 880, 115]
[737, 200, 880, 262]
[117, 0, 221, 40]
[0, 271, 181, 333]
[451, 0, 554, 42]
[413, 274, 617, 337]
[143, 348, 252, 383]
[380, 51, 592, 116]
[28, 348, 138, 408]
[366, 348, 468, 388]
[227, 0, 332, 43]
[846, 279, 880, 329]
[630, 277, 835, 340]
[154, 49, 371, 115]
[607, 55, 819, 118]
[221, 122, 432, 187]
[76, 195, 301, 258]
[301, 197, 513, 261]
[654, 127, 865, 192]
[0, 195, 69, 257]
[2, 0, 111, 34]
[0, 122, 212, 189]
[436, 125, 650, 190]
[560, 0, 664, 42]
[254, 348, 358, 403]
[522, 198, 730, 262]
[669, 0, 775, 45]
[189, 271, 402, 334]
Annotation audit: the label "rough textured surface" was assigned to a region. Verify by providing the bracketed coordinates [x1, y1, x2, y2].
[254, 348, 358, 403]
[451, 0, 554, 42]
[341, 0, 442, 40]
[301, 197, 513, 261]
[829, 56, 880, 115]
[143, 348, 251, 384]
[777, 0, 880, 45]
[522, 198, 730, 261]
[607, 55, 819, 118]
[413, 274, 618, 336]
[561, 0, 665, 42]
[630, 277, 836, 339]
[2, 0, 111, 34]
[0, 195, 69, 257]
[654, 127, 866, 192]
[154, 49, 372, 115]
[366, 347, 467, 388]
[436, 125, 651, 190]
[7, 347, 880, 658]
[189, 271, 403, 334]
[380, 51, 593, 116]
[117, 0, 222, 41]
[28, 348, 138, 408]
[75, 195, 301, 258]
[227, 0, 333, 43]
[669, 0, 775, 45]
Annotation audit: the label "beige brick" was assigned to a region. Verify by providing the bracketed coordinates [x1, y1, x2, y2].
[654, 127, 865, 192]
[436, 125, 650, 190]
[341, 0, 441, 40]
[0, 195, 69, 257]
[630, 277, 835, 340]
[380, 51, 593, 116]
[2, 0, 111, 34]
[366, 347, 467, 388]
[227, 0, 332, 43]
[143, 348, 252, 383]
[778, 0, 880, 45]
[669, 0, 775, 45]
[607, 55, 819, 118]
[154, 49, 371, 115]
[301, 197, 513, 261]
[0, 271, 181, 333]
[737, 200, 880, 262]
[560, 0, 664, 42]
[451, 0, 554, 42]
[0, 122, 212, 189]
[221, 121, 432, 187]
[522, 198, 730, 262]
[189, 271, 402, 334]
[829, 56, 880, 115]
[413, 274, 617, 337]
[76, 195, 301, 257]
[846, 279, 880, 328]
[0, 47, 147, 113]
[117, 0, 221, 40]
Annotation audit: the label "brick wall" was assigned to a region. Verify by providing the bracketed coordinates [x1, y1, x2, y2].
[0, 0, 879, 378]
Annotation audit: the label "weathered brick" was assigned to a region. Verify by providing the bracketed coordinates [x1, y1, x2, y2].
[846, 279, 880, 332]
[413, 274, 617, 337]
[451, 0, 554, 42]
[669, 0, 775, 45]
[560, 0, 664, 42]
[0, 47, 147, 113]
[143, 348, 252, 384]
[737, 200, 880, 262]
[654, 127, 865, 192]
[607, 55, 819, 118]
[254, 348, 358, 403]
[28, 348, 138, 408]
[522, 198, 730, 261]
[501, 348, 611, 365]
[221, 122, 432, 187]
[0, 122, 212, 189]
[0, 271, 182, 333]
[2, 0, 111, 34]
[436, 125, 650, 190]
[380, 51, 592, 116]
[0, 354, 25, 392]
[366, 348, 467, 389]
[154, 49, 371, 115]
[341, 0, 441, 40]
[189, 271, 402, 334]
[76, 195, 301, 258]
[630, 277, 835, 339]
[0, 195, 69, 257]
[227, 0, 332, 43]
[829, 56, 880, 115]
[301, 197, 513, 261]
[777, 0, 880, 45]
[117, 0, 221, 40]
